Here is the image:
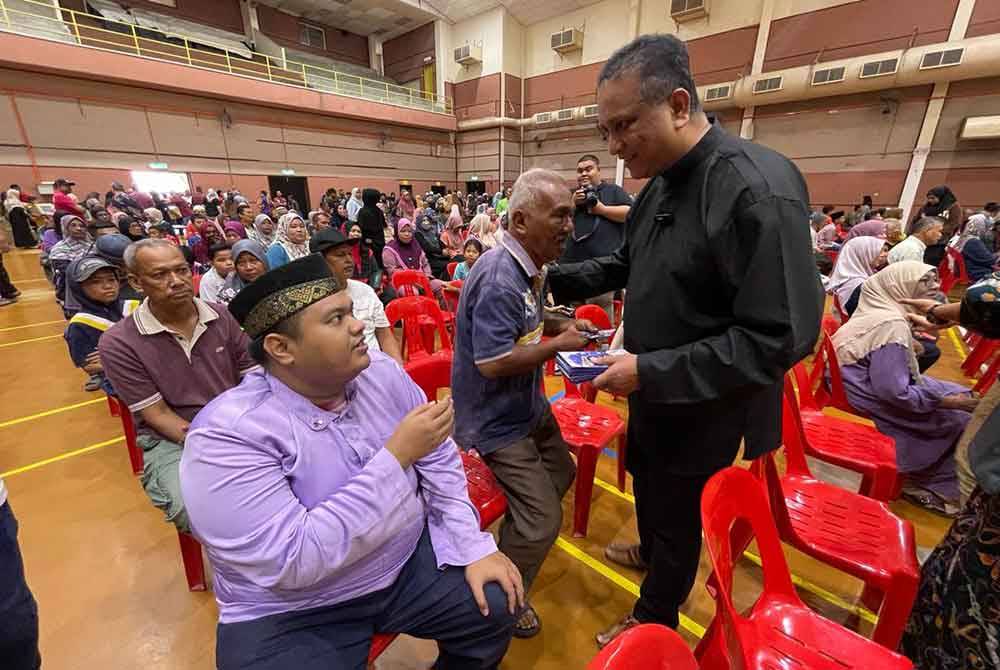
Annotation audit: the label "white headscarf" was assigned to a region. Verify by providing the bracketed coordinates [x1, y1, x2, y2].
[248, 213, 276, 248]
[5, 188, 24, 211]
[827, 237, 885, 307]
[273, 212, 309, 261]
[831, 260, 935, 382]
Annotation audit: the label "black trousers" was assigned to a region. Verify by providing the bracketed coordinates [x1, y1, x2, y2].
[0, 255, 17, 298]
[0, 502, 41, 670]
[631, 468, 718, 628]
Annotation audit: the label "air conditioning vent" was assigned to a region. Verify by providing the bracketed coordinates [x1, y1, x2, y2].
[550, 28, 583, 54]
[752, 76, 783, 94]
[533, 112, 554, 125]
[920, 48, 964, 70]
[670, 0, 707, 22]
[812, 66, 846, 86]
[581, 104, 599, 118]
[960, 115, 1000, 140]
[556, 108, 576, 122]
[454, 44, 482, 65]
[859, 57, 898, 79]
[705, 84, 731, 101]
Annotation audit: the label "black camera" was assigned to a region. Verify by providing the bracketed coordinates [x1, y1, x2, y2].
[582, 186, 599, 209]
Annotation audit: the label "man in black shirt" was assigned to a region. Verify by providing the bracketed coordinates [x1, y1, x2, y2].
[548, 34, 822, 646]
[561, 155, 631, 321]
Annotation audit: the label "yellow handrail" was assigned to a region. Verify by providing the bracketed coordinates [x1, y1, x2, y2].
[0, 0, 453, 114]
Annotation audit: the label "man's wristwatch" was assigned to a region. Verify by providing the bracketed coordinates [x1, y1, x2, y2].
[927, 303, 944, 325]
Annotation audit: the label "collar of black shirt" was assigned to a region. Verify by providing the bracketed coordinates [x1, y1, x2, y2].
[660, 120, 724, 185]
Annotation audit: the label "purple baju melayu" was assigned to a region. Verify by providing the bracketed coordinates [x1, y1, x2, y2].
[841, 342, 969, 500]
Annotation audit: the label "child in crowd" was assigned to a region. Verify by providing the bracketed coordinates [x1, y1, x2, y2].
[199, 243, 234, 303]
[63, 256, 137, 392]
[451, 238, 483, 280]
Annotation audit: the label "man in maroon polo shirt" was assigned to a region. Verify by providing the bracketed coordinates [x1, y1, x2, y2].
[99, 238, 258, 531]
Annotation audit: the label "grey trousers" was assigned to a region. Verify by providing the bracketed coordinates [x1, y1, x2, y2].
[481, 407, 576, 592]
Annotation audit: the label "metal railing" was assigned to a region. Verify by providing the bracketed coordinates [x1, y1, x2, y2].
[0, 0, 452, 114]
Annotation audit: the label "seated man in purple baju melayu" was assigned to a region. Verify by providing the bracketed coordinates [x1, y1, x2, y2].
[179, 253, 521, 670]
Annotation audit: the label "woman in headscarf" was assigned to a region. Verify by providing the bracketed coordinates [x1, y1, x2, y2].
[395, 189, 415, 221]
[953, 221, 997, 282]
[913, 186, 963, 267]
[223, 220, 248, 244]
[265, 212, 310, 269]
[216, 239, 269, 305]
[440, 204, 468, 259]
[247, 213, 277, 249]
[49, 214, 93, 313]
[827, 237, 889, 316]
[143, 207, 164, 229]
[5, 187, 35, 248]
[468, 212, 500, 250]
[63, 255, 138, 391]
[191, 217, 225, 265]
[356, 188, 387, 270]
[347, 187, 364, 223]
[897, 275, 1000, 669]
[117, 214, 146, 242]
[413, 211, 451, 279]
[382, 218, 445, 302]
[832, 261, 975, 515]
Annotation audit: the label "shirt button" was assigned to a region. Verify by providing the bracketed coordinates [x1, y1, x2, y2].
[310, 417, 326, 430]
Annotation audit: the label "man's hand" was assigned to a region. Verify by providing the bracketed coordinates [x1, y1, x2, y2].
[898, 298, 942, 314]
[465, 551, 524, 616]
[83, 350, 103, 374]
[592, 352, 640, 396]
[941, 393, 979, 412]
[384, 399, 454, 468]
[573, 188, 588, 208]
[573, 318, 597, 334]
[552, 323, 591, 351]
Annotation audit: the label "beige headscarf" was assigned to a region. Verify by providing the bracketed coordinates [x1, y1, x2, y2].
[831, 260, 935, 382]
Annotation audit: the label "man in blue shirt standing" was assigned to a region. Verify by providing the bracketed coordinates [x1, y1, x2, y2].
[452, 168, 595, 638]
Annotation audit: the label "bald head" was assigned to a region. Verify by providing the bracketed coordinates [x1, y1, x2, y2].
[507, 169, 574, 267]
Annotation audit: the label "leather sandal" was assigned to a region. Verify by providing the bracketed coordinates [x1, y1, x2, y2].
[596, 614, 640, 649]
[604, 542, 646, 570]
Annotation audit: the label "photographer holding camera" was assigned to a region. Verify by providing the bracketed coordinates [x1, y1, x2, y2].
[561, 154, 632, 321]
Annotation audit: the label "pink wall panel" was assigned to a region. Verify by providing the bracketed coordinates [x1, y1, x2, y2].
[383, 23, 435, 84]
[687, 26, 758, 86]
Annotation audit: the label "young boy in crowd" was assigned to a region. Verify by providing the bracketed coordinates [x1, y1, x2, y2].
[199, 243, 234, 303]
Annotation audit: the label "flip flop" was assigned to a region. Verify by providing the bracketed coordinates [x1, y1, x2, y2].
[902, 487, 959, 518]
[513, 604, 541, 639]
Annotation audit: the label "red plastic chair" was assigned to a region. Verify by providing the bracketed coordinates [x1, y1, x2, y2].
[447, 261, 458, 279]
[973, 354, 1000, 394]
[588, 624, 697, 670]
[940, 247, 969, 294]
[811, 326, 861, 417]
[787, 368, 900, 501]
[694, 467, 914, 670]
[550, 396, 627, 536]
[442, 279, 463, 314]
[612, 298, 623, 328]
[757, 382, 920, 650]
[391, 269, 455, 341]
[823, 248, 839, 265]
[961, 337, 999, 377]
[107, 394, 207, 592]
[385, 296, 452, 361]
[371, 354, 509, 667]
[832, 293, 849, 322]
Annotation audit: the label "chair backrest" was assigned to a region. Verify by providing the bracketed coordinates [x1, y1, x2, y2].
[820, 314, 839, 336]
[780, 375, 815, 478]
[586, 624, 698, 670]
[391, 268, 434, 298]
[947, 246, 969, 282]
[701, 467, 802, 666]
[385, 296, 452, 360]
[442, 279, 463, 313]
[832, 292, 849, 322]
[790, 361, 821, 412]
[812, 329, 852, 413]
[404, 351, 453, 401]
[447, 261, 458, 279]
[574, 304, 612, 330]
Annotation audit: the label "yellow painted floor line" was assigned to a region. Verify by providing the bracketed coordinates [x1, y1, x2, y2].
[8, 278, 49, 284]
[0, 319, 64, 333]
[591, 476, 880, 625]
[553, 536, 707, 639]
[0, 333, 62, 348]
[1, 436, 123, 478]
[0, 397, 107, 429]
[946, 326, 967, 364]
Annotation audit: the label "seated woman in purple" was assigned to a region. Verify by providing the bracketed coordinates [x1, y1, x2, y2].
[382, 218, 445, 304]
[832, 260, 977, 516]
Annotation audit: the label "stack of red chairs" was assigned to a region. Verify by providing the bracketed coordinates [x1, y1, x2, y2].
[695, 467, 914, 669]
[385, 296, 452, 362]
[752, 380, 920, 650]
[391, 269, 455, 332]
[939, 247, 970, 294]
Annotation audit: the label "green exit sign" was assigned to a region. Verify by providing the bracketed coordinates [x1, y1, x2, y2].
[148, 162, 169, 170]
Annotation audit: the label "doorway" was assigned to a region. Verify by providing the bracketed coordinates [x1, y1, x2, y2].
[465, 180, 486, 196]
[430, 185, 447, 196]
[267, 175, 310, 213]
[399, 183, 413, 195]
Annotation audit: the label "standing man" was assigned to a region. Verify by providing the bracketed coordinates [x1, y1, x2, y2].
[51, 177, 85, 221]
[0, 475, 41, 670]
[560, 154, 632, 322]
[452, 168, 596, 638]
[547, 34, 822, 645]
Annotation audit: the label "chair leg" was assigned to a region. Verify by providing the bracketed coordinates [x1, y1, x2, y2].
[572, 445, 599, 538]
[616, 433, 627, 493]
[871, 573, 918, 650]
[178, 531, 207, 592]
[106, 394, 120, 417]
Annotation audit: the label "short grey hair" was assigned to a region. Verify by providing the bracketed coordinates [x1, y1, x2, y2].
[912, 216, 944, 235]
[509, 169, 568, 218]
[599, 34, 701, 111]
[123, 238, 177, 272]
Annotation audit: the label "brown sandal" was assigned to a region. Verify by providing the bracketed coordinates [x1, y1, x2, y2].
[596, 614, 640, 649]
[513, 604, 541, 639]
[604, 543, 647, 570]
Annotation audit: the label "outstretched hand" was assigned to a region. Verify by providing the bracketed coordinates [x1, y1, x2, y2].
[592, 352, 639, 396]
